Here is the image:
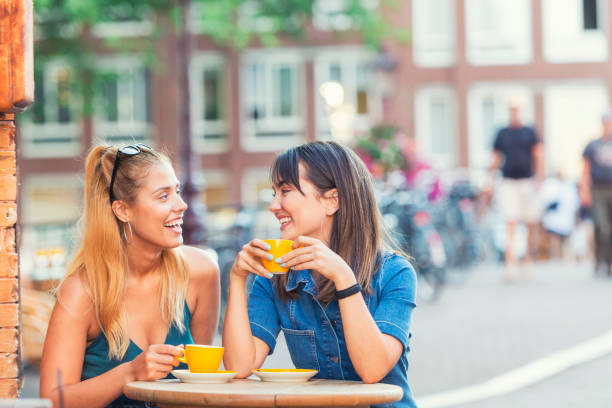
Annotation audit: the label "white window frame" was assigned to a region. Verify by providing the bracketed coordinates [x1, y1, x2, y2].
[543, 81, 609, 179]
[313, 0, 379, 31]
[414, 85, 458, 169]
[33, 18, 153, 41]
[467, 83, 534, 170]
[19, 61, 81, 158]
[412, 0, 456, 67]
[92, 21, 153, 38]
[313, 46, 382, 141]
[91, 5, 154, 37]
[542, 0, 607, 63]
[20, 173, 82, 281]
[189, 2, 274, 34]
[240, 49, 305, 152]
[581, 0, 602, 31]
[190, 53, 228, 154]
[93, 56, 153, 146]
[465, 0, 532, 66]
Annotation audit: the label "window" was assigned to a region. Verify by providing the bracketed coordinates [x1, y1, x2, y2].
[542, 0, 606, 63]
[481, 97, 497, 151]
[241, 51, 304, 151]
[412, 0, 456, 66]
[19, 62, 80, 158]
[583, 0, 598, 30]
[313, 0, 379, 31]
[430, 101, 452, 155]
[191, 54, 227, 153]
[20, 174, 81, 282]
[314, 48, 381, 141]
[194, 170, 231, 209]
[465, 0, 532, 65]
[240, 167, 280, 237]
[543, 82, 608, 179]
[414, 86, 457, 168]
[241, 167, 273, 206]
[92, 4, 153, 37]
[95, 58, 152, 145]
[190, 1, 274, 34]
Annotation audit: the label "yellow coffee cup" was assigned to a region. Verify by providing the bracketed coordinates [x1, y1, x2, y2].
[262, 239, 294, 274]
[176, 344, 224, 373]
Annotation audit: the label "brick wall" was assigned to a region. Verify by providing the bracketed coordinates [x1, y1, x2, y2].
[0, 114, 19, 397]
[0, 0, 34, 398]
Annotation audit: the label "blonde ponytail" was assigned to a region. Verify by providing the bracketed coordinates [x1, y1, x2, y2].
[57, 146, 189, 359]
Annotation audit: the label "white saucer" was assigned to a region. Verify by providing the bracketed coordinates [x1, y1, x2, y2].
[171, 369, 237, 384]
[252, 369, 318, 383]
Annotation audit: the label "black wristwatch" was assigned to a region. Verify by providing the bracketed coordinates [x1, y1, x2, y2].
[334, 282, 362, 300]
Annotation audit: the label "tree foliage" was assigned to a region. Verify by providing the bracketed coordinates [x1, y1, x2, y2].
[31, 0, 407, 117]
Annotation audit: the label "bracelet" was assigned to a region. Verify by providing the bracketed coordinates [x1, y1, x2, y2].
[334, 282, 362, 300]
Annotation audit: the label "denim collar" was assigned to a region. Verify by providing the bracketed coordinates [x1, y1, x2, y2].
[285, 269, 318, 297]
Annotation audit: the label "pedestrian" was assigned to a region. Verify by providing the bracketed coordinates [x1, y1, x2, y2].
[580, 108, 612, 276]
[539, 170, 580, 259]
[490, 101, 543, 281]
[40, 145, 220, 407]
[222, 141, 418, 408]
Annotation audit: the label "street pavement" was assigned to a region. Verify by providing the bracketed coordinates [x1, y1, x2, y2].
[21, 260, 612, 407]
[410, 260, 612, 407]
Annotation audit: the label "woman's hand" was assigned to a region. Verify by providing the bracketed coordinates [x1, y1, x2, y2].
[128, 344, 183, 381]
[276, 236, 356, 289]
[230, 239, 274, 280]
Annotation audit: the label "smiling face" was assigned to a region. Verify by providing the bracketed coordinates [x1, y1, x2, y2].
[124, 162, 187, 250]
[269, 163, 334, 242]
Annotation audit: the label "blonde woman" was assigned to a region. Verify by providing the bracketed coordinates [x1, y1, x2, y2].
[223, 142, 417, 407]
[40, 145, 220, 408]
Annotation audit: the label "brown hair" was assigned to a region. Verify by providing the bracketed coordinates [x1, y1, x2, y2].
[270, 141, 402, 303]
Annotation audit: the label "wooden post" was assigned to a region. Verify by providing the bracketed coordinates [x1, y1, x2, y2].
[0, 0, 34, 398]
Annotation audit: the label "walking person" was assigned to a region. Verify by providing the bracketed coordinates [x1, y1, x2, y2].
[40, 145, 220, 408]
[490, 102, 543, 281]
[540, 170, 580, 259]
[222, 141, 418, 407]
[580, 109, 612, 276]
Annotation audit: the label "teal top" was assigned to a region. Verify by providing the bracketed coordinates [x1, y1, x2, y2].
[81, 301, 193, 408]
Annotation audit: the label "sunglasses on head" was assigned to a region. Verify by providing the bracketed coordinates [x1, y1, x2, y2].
[108, 144, 151, 204]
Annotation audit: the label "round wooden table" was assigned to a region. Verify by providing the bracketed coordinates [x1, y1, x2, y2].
[124, 378, 403, 407]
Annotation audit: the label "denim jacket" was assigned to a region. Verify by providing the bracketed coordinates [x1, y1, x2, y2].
[247, 252, 418, 408]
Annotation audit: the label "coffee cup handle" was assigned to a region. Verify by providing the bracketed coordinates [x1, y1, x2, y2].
[176, 352, 187, 364]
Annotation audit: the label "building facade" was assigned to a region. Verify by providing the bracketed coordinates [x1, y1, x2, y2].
[17, 0, 612, 279]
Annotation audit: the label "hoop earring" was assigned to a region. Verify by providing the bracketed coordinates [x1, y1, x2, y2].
[123, 221, 133, 244]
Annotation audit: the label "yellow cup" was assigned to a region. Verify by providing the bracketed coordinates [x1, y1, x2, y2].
[176, 344, 224, 373]
[262, 239, 294, 274]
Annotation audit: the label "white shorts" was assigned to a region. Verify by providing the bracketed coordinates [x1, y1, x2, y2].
[497, 178, 541, 223]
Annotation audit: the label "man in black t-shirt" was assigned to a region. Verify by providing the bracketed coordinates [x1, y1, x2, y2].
[580, 109, 612, 276]
[490, 103, 543, 282]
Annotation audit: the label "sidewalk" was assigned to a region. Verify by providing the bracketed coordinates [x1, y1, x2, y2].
[410, 260, 612, 407]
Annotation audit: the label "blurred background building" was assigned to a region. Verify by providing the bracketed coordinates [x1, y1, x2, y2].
[16, 0, 612, 286]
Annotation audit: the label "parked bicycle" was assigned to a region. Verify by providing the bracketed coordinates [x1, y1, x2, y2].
[379, 188, 446, 303]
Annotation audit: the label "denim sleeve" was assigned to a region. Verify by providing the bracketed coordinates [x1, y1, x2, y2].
[373, 256, 417, 352]
[247, 276, 281, 355]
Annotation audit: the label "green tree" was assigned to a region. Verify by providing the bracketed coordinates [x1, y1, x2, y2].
[30, 0, 407, 244]
[32, 0, 405, 114]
